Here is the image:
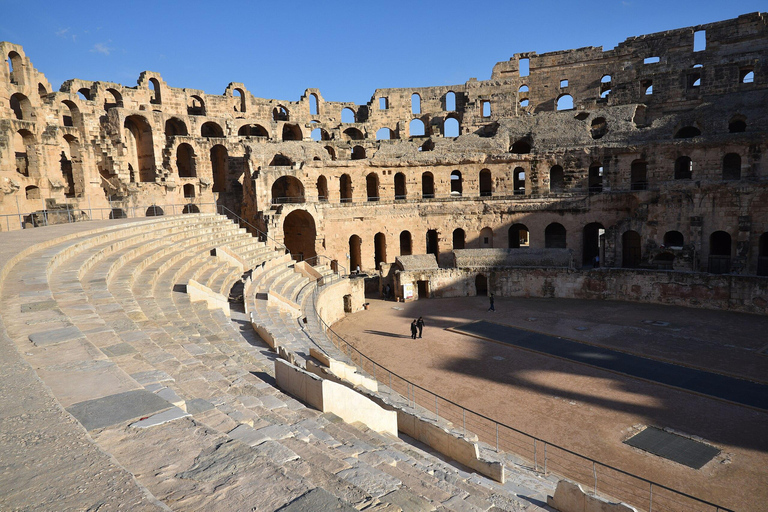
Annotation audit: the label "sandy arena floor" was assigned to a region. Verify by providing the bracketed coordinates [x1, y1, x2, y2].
[331, 295, 768, 511]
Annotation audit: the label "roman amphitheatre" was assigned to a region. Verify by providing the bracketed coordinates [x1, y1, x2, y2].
[1, 11, 767, 512]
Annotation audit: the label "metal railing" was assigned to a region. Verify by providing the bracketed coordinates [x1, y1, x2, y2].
[307, 287, 734, 512]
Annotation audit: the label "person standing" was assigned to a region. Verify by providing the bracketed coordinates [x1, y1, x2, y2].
[410, 320, 418, 339]
[416, 316, 425, 338]
[488, 293, 495, 312]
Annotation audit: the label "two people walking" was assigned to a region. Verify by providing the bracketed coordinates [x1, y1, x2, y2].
[411, 316, 425, 339]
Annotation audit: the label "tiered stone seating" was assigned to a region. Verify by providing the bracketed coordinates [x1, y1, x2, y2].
[0, 215, 555, 511]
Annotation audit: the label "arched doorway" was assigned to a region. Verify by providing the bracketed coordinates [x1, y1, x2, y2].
[211, 145, 227, 193]
[582, 223, 605, 266]
[283, 210, 317, 261]
[349, 235, 362, 272]
[340, 174, 352, 202]
[453, 228, 465, 250]
[366, 173, 379, 201]
[545, 223, 567, 248]
[450, 170, 462, 196]
[400, 231, 412, 256]
[124, 115, 155, 182]
[317, 175, 328, 201]
[479, 169, 492, 196]
[508, 224, 529, 248]
[426, 229, 439, 256]
[271, 176, 305, 204]
[422, 172, 435, 198]
[394, 172, 406, 199]
[475, 274, 488, 296]
[622, 230, 642, 268]
[708, 231, 731, 274]
[374, 232, 387, 269]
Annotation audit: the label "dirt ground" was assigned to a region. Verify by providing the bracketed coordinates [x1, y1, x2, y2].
[331, 295, 768, 511]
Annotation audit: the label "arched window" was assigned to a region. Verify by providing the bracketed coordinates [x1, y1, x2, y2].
[309, 93, 318, 115]
[664, 231, 684, 248]
[394, 172, 406, 199]
[272, 105, 289, 121]
[728, 116, 746, 133]
[622, 231, 642, 268]
[238, 124, 269, 137]
[582, 223, 604, 266]
[10, 93, 30, 120]
[282, 124, 302, 141]
[508, 224, 529, 248]
[723, 153, 741, 180]
[630, 160, 648, 191]
[146, 205, 164, 217]
[351, 146, 366, 160]
[123, 115, 156, 183]
[376, 127, 392, 140]
[426, 229, 439, 256]
[324, 146, 336, 161]
[513, 167, 525, 195]
[165, 118, 188, 137]
[343, 127, 364, 141]
[61, 100, 77, 127]
[271, 176, 305, 204]
[479, 227, 493, 248]
[183, 183, 195, 198]
[104, 88, 122, 109]
[400, 231, 412, 256]
[340, 174, 352, 202]
[176, 143, 195, 177]
[519, 85, 529, 93]
[511, 139, 530, 154]
[149, 78, 161, 104]
[411, 93, 421, 114]
[269, 154, 293, 166]
[674, 156, 692, 180]
[445, 91, 456, 111]
[7, 51, 22, 84]
[556, 95, 573, 111]
[422, 172, 435, 198]
[13, 130, 34, 176]
[600, 75, 612, 98]
[409, 118, 425, 137]
[479, 169, 492, 196]
[674, 126, 701, 138]
[234, 88, 246, 113]
[317, 175, 328, 201]
[187, 95, 205, 115]
[549, 165, 564, 192]
[590, 117, 607, 139]
[450, 170, 462, 195]
[453, 228, 465, 250]
[545, 223, 567, 248]
[374, 233, 387, 269]
[444, 117, 460, 137]
[342, 107, 356, 123]
[25, 185, 40, 200]
[182, 204, 200, 214]
[201, 121, 223, 138]
[708, 231, 731, 274]
[366, 173, 379, 201]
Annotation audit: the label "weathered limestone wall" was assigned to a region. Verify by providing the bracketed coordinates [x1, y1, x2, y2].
[395, 267, 768, 315]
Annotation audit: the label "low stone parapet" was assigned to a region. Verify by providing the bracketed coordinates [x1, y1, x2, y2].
[547, 480, 637, 512]
[187, 279, 230, 317]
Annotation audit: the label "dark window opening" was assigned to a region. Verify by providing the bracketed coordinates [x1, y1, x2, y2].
[545, 223, 566, 249]
[674, 156, 692, 180]
[631, 160, 648, 191]
[722, 153, 741, 180]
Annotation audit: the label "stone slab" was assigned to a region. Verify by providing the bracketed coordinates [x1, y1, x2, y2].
[336, 465, 402, 498]
[66, 389, 171, 431]
[29, 326, 84, 347]
[20, 300, 57, 313]
[129, 406, 190, 428]
[277, 487, 358, 512]
[101, 342, 137, 357]
[253, 440, 300, 465]
[131, 369, 174, 386]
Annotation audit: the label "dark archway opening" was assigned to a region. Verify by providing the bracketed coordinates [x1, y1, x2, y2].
[545, 223, 567, 249]
[708, 231, 731, 274]
[508, 224, 529, 248]
[622, 230, 642, 268]
[374, 232, 387, 269]
[453, 228, 465, 250]
[400, 231, 412, 256]
[284, 210, 317, 261]
[349, 235, 362, 272]
[582, 223, 605, 266]
[426, 229, 439, 257]
[475, 274, 488, 296]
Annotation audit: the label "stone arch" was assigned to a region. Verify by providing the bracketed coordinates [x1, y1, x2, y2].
[479, 227, 493, 248]
[210, 145, 227, 193]
[340, 174, 352, 202]
[549, 165, 564, 192]
[349, 234, 362, 272]
[182, 204, 200, 214]
[165, 118, 188, 137]
[270, 154, 293, 166]
[317, 175, 328, 201]
[61, 134, 81, 197]
[450, 170, 462, 195]
[273, 106, 289, 121]
[479, 169, 492, 196]
[556, 94, 573, 111]
[13, 129, 35, 177]
[664, 231, 684, 248]
[104, 88, 122, 109]
[61, 100, 78, 127]
[7, 51, 22, 83]
[444, 116, 460, 137]
[187, 95, 205, 116]
[422, 172, 435, 198]
[508, 224, 529, 248]
[201, 121, 224, 138]
[183, 183, 195, 198]
[309, 93, 318, 115]
[513, 167, 526, 194]
[123, 115, 156, 182]
[453, 228, 465, 250]
[324, 146, 336, 160]
[510, 139, 531, 154]
[282, 124, 302, 141]
[394, 172, 407, 199]
[176, 143, 195, 177]
[284, 210, 317, 261]
[426, 229, 439, 256]
[9, 93, 31, 120]
[351, 146, 366, 160]
[149, 78, 161, 104]
[146, 205, 164, 216]
[374, 232, 387, 269]
[545, 223, 567, 249]
[234, 87, 246, 113]
[475, 274, 488, 296]
[409, 118, 426, 137]
[400, 231, 412, 256]
[341, 108, 356, 123]
[366, 172, 379, 201]
[411, 93, 421, 114]
[25, 185, 40, 200]
[238, 124, 269, 137]
[343, 127, 364, 141]
[272, 176, 305, 204]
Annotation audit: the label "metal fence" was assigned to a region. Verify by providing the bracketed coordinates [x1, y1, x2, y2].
[308, 284, 733, 512]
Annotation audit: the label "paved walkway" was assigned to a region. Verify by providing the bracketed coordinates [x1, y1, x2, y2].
[449, 320, 768, 410]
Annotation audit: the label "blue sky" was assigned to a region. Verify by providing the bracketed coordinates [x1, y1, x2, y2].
[1, 1, 764, 105]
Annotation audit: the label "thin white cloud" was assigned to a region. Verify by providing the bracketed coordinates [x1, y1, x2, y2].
[91, 42, 112, 56]
[55, 27, 77, 42]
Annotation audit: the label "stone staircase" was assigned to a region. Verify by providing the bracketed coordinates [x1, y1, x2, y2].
[0, 214, 555, 511]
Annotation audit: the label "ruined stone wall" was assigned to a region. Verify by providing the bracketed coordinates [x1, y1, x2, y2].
[1, 13, 767, 277]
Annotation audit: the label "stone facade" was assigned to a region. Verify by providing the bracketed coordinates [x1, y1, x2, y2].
[2, 13, 768, 276]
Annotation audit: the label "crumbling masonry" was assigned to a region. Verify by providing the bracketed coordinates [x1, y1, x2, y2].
[1, 13, 767, 277]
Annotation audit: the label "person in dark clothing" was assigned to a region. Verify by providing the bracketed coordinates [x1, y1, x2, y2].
[488, 293, 495, 312]
[416, 317, 425, 338]
[410, 320, 418, 339]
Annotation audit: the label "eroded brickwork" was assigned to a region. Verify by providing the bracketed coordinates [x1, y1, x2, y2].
[2, 13, 767, 274]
